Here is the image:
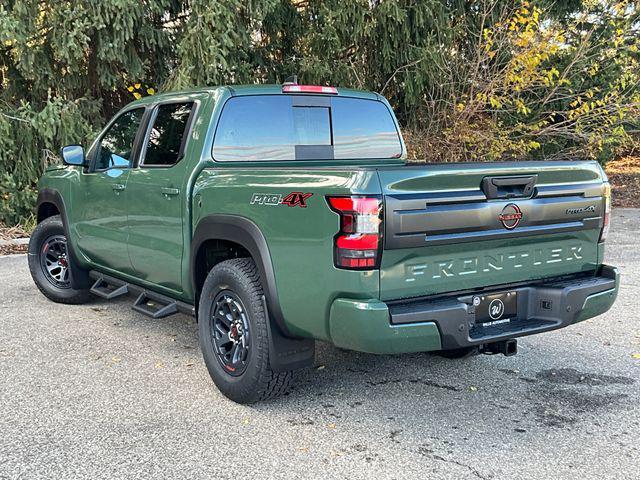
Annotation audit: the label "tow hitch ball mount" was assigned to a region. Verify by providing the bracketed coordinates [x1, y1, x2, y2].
[481, 339, 518, 357]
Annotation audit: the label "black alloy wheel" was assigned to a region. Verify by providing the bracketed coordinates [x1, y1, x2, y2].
[39, 234, 71, 289]
[210, 290, 251, 376]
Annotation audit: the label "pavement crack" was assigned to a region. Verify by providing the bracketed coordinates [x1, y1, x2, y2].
[366, 377, 460, 391]
[430, 453, 492, 480]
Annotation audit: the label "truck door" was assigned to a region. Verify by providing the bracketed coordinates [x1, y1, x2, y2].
[125, 101, 196, 293]
[74, 108, 145, 274]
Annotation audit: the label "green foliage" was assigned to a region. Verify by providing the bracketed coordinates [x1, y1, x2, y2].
[0, 0, 639, 225]
[0, 0, 180, 224]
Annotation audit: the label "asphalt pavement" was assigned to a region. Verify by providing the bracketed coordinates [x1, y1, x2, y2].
[1, 210, 638, 480]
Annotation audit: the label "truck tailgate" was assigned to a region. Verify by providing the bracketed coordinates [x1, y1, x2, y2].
[378, 161, 606, 301]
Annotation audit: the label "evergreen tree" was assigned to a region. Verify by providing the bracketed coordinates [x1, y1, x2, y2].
[0, 0, 638, 225]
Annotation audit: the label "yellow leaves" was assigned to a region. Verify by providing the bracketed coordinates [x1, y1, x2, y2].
[489, 96, 503, 109]
[543, 67, 560, 86]
[127, 84, 155, 98]
[532, 8, 539, 23]
[515, 99, 531, 115]
[456, 103, 465, 112]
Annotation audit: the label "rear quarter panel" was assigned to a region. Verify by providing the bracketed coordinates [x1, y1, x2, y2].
[192, 167, 382, 340]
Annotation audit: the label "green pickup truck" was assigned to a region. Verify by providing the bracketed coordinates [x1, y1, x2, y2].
[28, 82, 619, 403]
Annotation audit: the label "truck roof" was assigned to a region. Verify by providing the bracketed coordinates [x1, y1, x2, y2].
[127, 84, 380, 107]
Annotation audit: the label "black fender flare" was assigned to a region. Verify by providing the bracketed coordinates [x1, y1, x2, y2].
[35, 188, 92, 290]
[191, 214, 289, 334]
[191, 214, 314, 372]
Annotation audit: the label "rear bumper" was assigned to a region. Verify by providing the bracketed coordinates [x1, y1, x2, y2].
[328, 265, 619, 354]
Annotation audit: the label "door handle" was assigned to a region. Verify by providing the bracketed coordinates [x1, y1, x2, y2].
[161, 187, 180, 196]
[112, 184, 126, 191]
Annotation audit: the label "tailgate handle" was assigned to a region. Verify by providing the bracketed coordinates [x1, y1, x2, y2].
[482, 175, 537, 199]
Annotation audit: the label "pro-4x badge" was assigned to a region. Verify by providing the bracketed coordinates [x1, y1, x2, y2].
[250, 192, 313, 208]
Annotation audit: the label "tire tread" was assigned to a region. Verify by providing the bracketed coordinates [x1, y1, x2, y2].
[28, 215, 91, 305]
[199, 257, 293, 403]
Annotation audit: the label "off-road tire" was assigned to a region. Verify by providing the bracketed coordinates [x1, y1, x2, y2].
[198, 258, 293, 403]
[28, 215, 91, 304]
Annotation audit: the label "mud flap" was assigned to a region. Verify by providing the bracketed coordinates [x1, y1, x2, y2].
[262, 296, 315, 372]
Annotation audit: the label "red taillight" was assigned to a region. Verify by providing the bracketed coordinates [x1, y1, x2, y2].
[328, 196, 382, 270]
[282, 85, 338, 94]
[600, 183, 611, 242]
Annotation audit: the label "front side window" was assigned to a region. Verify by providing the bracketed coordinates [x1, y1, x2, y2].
[94, 108, 144, 170]
[212, 95, 402, 162]
[143, 102, 194, 167]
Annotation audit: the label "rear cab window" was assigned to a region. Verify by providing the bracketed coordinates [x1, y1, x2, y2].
[212, 95, 402, 161]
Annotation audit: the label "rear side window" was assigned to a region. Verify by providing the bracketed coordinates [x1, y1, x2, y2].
[142, 102, 194, 166]
[213, 95, 401, 161]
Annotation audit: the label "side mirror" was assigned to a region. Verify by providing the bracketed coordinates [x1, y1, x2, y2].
[61, 145, 86, 166]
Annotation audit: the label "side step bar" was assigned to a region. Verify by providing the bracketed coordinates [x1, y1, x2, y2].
[88, 271, 195, 318]
[133, 291, 178, 319]
[90, 277, 129, 300]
